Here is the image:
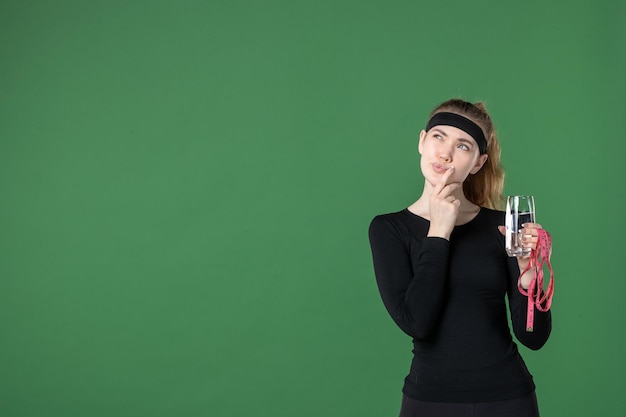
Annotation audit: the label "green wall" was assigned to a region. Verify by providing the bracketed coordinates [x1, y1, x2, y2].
[1, 1, 624, 416]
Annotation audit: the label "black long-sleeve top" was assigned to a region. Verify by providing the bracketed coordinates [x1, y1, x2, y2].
[368, 207, 551, 403]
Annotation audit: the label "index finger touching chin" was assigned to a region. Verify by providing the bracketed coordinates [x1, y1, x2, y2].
[441, 165, 455, 184]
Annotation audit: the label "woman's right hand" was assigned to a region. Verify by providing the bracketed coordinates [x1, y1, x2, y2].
[427, 166, 461, 240]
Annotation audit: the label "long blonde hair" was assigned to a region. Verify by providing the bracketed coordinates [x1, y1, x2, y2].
[429, 99, 505, 210]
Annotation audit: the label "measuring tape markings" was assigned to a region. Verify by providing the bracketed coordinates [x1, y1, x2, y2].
[517, 229, 555, 332]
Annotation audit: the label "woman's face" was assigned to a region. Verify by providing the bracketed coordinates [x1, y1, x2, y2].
[418, 124, 488, 187]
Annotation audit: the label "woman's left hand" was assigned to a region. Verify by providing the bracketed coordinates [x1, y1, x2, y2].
[498, 222, 544, 289]
[516, 222, 543, 256]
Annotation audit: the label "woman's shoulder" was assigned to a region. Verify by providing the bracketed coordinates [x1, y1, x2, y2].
[370, 209, 405, 230]
[476, 206, 506, 226]
[480, 206, 505, 216]
[369, 208, 428, 238]
[370, 208, 419, 226]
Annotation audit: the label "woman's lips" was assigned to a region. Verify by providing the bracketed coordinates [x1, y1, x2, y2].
[432, 163, 450, 173]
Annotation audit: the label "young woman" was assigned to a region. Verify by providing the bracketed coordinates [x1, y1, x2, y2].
[368, 99, 552, 417]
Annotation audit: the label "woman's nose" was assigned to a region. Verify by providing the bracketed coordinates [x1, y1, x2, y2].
[439, 152, 452, 162]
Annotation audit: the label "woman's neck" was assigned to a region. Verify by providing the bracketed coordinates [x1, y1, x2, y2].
[407, 183, 481, 224]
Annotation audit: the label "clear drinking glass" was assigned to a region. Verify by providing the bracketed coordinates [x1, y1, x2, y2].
[505, 195, 536, 257]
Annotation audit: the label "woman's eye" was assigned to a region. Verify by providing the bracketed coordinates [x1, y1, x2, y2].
[458, 144, 469, 151]
[434, 134, 443, 140]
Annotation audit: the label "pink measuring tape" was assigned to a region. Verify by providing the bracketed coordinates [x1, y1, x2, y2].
[517, 229, 555, 332]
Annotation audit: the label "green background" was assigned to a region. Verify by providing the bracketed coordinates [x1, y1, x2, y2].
[1, 1, 624, 416]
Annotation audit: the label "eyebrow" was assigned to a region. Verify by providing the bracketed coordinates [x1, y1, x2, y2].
[431, 128, 448, 136]
[431, 128, 476, 147]
[457, 138, 475, 148]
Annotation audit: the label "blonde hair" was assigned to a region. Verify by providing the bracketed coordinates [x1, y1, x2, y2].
[429, 99, 505, 210]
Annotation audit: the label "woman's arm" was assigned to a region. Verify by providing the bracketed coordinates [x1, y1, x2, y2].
[506, 255, 552, 350]
[369, 215, 450, 340]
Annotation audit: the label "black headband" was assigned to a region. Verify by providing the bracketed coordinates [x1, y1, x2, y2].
[425, 112, 488, 154]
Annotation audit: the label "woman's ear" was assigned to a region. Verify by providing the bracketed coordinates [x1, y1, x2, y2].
[470, 154, 488, 174]
[418, 130, 426, 155]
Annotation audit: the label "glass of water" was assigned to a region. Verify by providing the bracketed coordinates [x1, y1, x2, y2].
[505, 195, 536, 257]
